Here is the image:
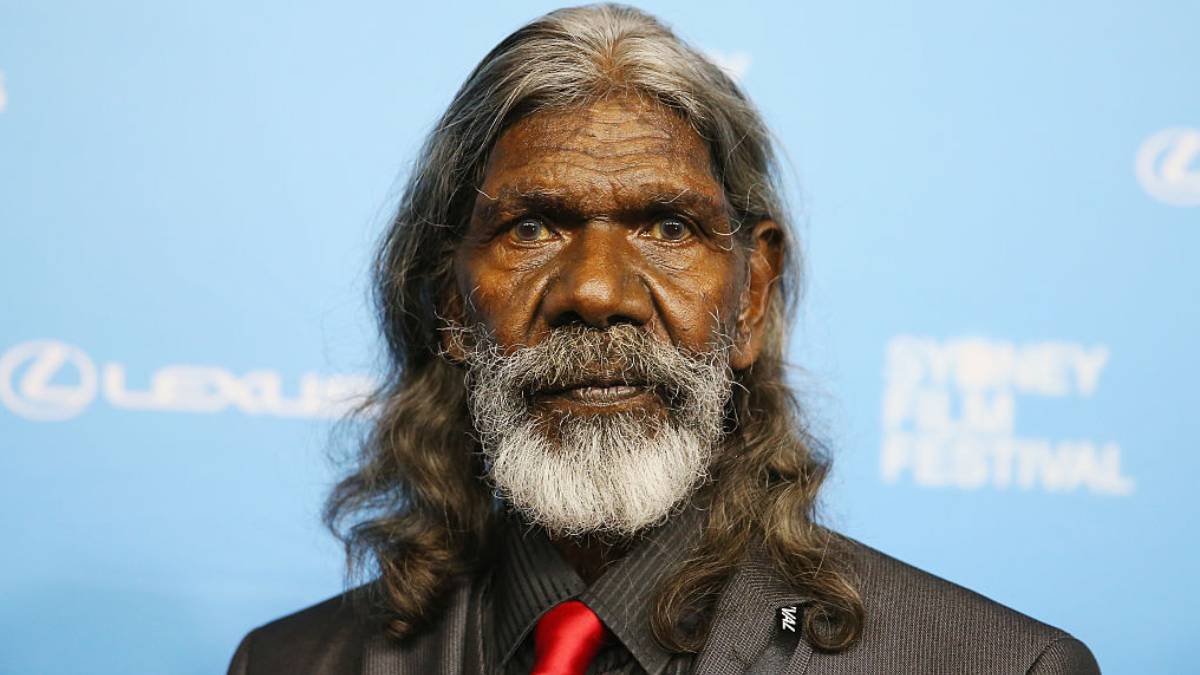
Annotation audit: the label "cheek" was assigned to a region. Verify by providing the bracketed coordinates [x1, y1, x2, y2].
[455, 249, 548, 343]
[650, 255, 745, 349]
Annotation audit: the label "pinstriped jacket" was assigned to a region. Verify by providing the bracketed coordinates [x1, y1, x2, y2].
[226, 522, 1100, 675]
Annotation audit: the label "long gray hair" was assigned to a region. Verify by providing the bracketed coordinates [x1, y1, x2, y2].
[325, 3, 864, 652]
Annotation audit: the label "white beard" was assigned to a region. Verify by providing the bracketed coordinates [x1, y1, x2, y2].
[486, 412, 712, 537]
[456, 323, 733, 538]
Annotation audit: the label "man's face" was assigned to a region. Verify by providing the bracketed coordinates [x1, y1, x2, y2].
[457, 94, 751, 373]
[449, 95, 776, 536]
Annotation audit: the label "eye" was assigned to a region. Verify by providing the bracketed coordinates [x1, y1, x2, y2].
[647, 217, 692, 242]
[511, 218, 553, 242]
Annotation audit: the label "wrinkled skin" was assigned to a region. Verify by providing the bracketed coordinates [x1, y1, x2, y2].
[449, 94, 782, 578]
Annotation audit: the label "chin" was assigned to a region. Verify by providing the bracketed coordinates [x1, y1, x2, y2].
[486, 416, 713, 538]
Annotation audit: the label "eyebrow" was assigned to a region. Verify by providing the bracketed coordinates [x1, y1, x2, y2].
[472, 184, 729, 230]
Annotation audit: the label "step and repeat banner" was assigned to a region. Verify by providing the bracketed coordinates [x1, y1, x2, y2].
[1, 2, 1196, 673]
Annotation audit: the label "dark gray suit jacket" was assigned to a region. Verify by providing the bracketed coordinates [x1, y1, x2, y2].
[227, 534, 1100, 674]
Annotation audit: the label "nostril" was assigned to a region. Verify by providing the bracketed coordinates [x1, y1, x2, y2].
[548, 311, 643, 331]
[548, 310, 586, 330]
[605, 315, 640, 328]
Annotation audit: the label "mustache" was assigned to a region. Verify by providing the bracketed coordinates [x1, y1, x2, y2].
[452, 323, 732, 401]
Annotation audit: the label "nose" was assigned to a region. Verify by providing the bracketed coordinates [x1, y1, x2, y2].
[541, 223, 654, 330]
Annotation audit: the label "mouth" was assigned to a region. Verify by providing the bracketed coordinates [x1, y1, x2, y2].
[531, 379, 658, 409]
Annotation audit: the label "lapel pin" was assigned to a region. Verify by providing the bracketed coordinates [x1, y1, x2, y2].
[779, 605, 799, 633]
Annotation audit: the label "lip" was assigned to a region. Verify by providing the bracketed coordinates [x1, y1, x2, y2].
[532, 382, 657, 409]
[560, 384, 647, 403]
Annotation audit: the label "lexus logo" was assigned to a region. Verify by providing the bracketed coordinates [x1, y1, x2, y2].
[0, 340, 98, 421]
[1136, 127, 1200, 207]
[1, 339, 375, 422]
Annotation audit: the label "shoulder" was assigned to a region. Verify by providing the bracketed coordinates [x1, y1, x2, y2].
[808, 533, 1099, 674]
[226, 585, 375, 675]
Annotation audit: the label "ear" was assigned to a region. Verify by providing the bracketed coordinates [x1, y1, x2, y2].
[730, 219, 783, 370]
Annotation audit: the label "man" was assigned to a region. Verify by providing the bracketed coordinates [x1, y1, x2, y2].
[228, 5, 1099, 674]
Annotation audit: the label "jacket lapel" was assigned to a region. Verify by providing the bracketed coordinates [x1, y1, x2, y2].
[359, 578, 486, 675]
[692, 552, 815, 675]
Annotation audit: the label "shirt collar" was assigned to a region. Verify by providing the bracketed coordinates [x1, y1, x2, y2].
[490, 502, 708, 674]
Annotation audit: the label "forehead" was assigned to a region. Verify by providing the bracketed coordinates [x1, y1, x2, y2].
[479, 95, 727, 211]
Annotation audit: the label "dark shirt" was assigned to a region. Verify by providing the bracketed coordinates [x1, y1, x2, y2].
[491, 504, 707, 674]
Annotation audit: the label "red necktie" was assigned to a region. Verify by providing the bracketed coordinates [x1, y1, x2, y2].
[530, 600, 609, 675]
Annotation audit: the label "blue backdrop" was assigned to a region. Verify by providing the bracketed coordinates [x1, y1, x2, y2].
[2, 2, 1196, 673]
